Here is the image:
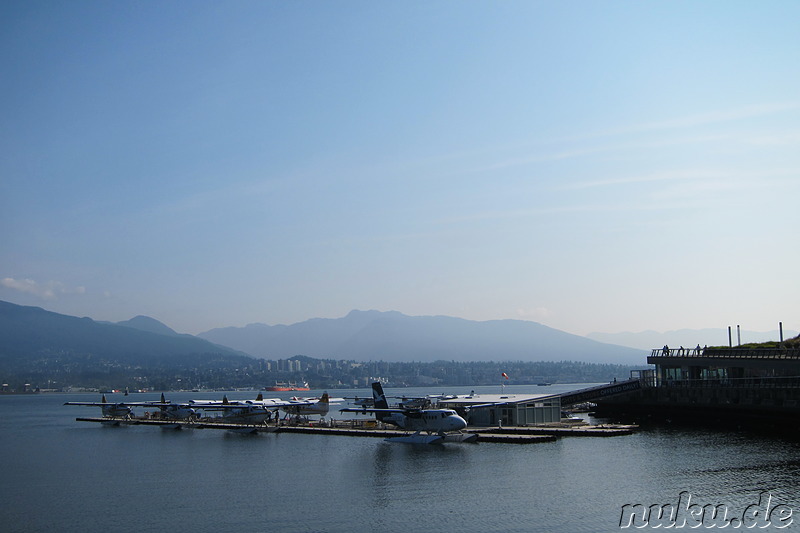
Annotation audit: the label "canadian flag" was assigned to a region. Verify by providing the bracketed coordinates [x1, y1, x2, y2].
[501, 372, 509, 380]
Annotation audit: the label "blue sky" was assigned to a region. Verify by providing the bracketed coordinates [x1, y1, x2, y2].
[2, 1, 799, 336]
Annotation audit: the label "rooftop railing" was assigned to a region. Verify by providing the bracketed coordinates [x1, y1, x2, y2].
[650, 347, 800, 359]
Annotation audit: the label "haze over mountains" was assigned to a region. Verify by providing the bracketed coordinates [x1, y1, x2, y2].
[587, 327, 798, 352]
[198, 309, 646, 365]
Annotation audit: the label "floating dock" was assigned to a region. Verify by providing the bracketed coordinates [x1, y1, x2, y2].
[74, 417, 634, 443]
[475, 424, 637, 437]
[76, 417, 277, 433]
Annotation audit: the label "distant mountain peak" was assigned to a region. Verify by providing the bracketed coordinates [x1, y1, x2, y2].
[0, 299, 246, 362]
[116, 315, 179, 337]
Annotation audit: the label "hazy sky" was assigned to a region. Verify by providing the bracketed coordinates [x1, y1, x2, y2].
[2, 1, 799, 336]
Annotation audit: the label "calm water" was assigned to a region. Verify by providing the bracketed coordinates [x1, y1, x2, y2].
[2, 385, 800, 532]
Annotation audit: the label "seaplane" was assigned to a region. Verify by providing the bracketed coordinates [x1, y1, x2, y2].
[340, 382, 477, 444]
[143, 393, 198, 421]
[64, 394, 185, 424]
[280, 393, 340, 416]
[189, 395, 275, 425]
[345, 395, 375, 409]
[189, 392, 341, 424]
[64, 394, 137, 418]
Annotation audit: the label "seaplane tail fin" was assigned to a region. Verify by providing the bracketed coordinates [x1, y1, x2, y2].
[161, 393, 166, 403]
[372, 382, 390, 421]
[102, 394, 107, 403]
[311, 393, 330, 415]
[222, 395, 229, 405]
[256, 393, 263, 401]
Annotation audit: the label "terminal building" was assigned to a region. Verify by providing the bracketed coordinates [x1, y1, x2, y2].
[438, 393, 562, 426]
[648, 345, 800, 384]
[594, 340, 800, 423]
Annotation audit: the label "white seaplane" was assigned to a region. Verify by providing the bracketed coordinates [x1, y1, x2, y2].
[340, 382, 478, 444]
[146, 393, 198, 420]
[189, 392, 341, 423]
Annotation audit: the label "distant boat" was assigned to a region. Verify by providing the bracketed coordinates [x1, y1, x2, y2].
[537, 382, 552, 386]
[265, 381, 310, 392]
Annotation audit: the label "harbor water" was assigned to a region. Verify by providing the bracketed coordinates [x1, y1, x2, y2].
[2, 384, 799, 532]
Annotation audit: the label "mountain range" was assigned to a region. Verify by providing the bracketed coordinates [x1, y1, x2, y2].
[198, 309, 647, 365]
[1, 300, 648, 366]
[0, 300, 247, 365]
[7, 299, 791, 368]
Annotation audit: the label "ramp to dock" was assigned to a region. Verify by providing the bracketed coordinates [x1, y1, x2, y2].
[559, 379, 641, 406]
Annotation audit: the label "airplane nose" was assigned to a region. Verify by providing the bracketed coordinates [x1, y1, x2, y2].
[450, 415, 467, 431]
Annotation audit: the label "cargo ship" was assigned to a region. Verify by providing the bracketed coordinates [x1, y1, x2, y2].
[265, 381, 310, 392]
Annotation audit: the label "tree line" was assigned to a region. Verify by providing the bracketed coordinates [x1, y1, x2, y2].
[1, 352, 645, 392]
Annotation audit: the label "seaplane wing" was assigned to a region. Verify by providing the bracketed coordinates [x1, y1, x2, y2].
[188, 393, 306, 411]
[290, 396, 345, 404]
[340, 407, 422, 416]
[194, 403, 274, 424]
[65, 393, 184, 407]
[64, 400, 169, 408]
[190, 394, 311, 409]
[187, 392, 338, 418]
[191, 403, 275, 411]
[64, 401, 124, 407]
[64, 393, 175, 408]
[64, 395, 145, 417]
